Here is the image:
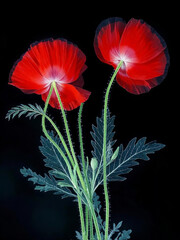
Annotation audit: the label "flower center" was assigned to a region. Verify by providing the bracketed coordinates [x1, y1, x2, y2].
[43, 66, 67, 86]
[110, 46, 137, 66]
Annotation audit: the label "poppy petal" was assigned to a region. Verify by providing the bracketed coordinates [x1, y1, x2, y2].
[119, 18, 166, 64]
[9, 39, 87, 94]
[71, 75, 84, 88]
[116, 64, 164, 94]
[94, 18, 126, 65]
[125, 50, 168, 80]
[9, 51, 46, 94]
[28, 39, 87, 84]
[41, 83, 91, 111]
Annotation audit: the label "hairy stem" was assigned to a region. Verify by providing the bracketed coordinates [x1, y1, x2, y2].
[45, 114, 75, 167]
[90, 213, 94, 240]
[41, 84, 74, 180]
[42, 83, 88, 238]
[78, 103, 90, 239]
[78, 104, 96, 240]
[85, 205, 89, 239]
[53, 83, 101, 240]
[103, 60, 124, 240]
[52, 82, 86, 189]
[77, 195, 86, 240]
[78, 103, 86, 173]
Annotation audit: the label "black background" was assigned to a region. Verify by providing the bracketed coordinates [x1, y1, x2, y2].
[0, 1, 178, 240]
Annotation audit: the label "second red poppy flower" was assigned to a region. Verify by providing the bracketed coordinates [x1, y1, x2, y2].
[94, 18, 169, 94]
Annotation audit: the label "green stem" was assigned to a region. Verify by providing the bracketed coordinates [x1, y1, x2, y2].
[78, 103, 90, 239]
[87, 200, 101, 240]
[103, 60, 124, 240]
[42, 83, 88, 238]
[41, 84, 74, 180]
[45, 114, 75, 168]
[78, 103, 86, 173]
[89, 213, 94, 240]
[52, 82, 86, 191]
[85, 205, 89, 239]
[52, 82, 77, 163]
[77, 195, 86, 240]
[53, 82, 101, 240]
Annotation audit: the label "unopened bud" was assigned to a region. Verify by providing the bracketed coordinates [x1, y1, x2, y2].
[111, 147, 119, 161]
[91, 158, 98, 171]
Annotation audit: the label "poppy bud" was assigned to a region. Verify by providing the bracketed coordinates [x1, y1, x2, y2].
[111, 147, 119, 161]
[91, 158, 98, 171]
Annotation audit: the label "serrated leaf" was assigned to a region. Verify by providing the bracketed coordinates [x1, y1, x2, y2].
[94, 137, 165, 188]
[91, 108, 116, 163]
[6, 104, 44, 120]
[119, 230, 132, 240]
[75, 231, 82, 240]
[107, 138, 165, 182]
[20, 167, 75, 199]
[39, 131, 74, 188]
[108, 221, 132, 240]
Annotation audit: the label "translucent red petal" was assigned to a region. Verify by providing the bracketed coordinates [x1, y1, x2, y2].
[41, 83, 91, 110]
[9, 39, 87, 94]
[116, 63, 167, 94]
[119, 18, 166, 64]
[94, 17, 169, 94]
[94, 18, 126, 65]
[125, 51, 168, 80]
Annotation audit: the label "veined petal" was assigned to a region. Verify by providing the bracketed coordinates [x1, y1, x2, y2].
[94, 18, 126, 65]
[9, 39, 87, 93]
[71, 75, 84, 88]
[119, 18, 167, 64]
[125, 51, 168, 80]
[41, 83, 91, 110]
[116, 64, 165, 94]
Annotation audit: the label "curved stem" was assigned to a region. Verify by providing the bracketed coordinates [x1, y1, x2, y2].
[103, 60, 124, 240]
[52, 82, 77, 163]
[52, 82, 87, 191]
[53, 82, 101, 240]
[41, 84, 74, 181]
[45, 114, 75, 168]
[42, 83, 88, 238]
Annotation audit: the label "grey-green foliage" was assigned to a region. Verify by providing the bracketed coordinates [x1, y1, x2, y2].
[91, 109, 165, 190]
[39, 131, 72, 187]
[108, 222, 132, 240]
[91, 109, 116, 163]
[76, 193, 132, 240]
[106, 137, 165, 182]
[6, 103, 44, 120]
[20, 131, 76, 199]
[20, 167, 75, 198]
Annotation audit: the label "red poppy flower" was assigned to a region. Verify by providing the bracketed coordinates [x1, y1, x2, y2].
[9, 39, 91, 110]
[94, 18, 169, 94]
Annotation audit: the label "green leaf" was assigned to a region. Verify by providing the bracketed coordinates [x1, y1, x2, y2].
[90, 109, 116, 190]
[95, 137, 165, 187]
[6, 103, 44, 120]
[75, 231, 82, 240]
[39, 131, 74, 189]
[108, 221, 132, 240]
[20, 167, 76, 199]
[91, 108, 116, 164]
